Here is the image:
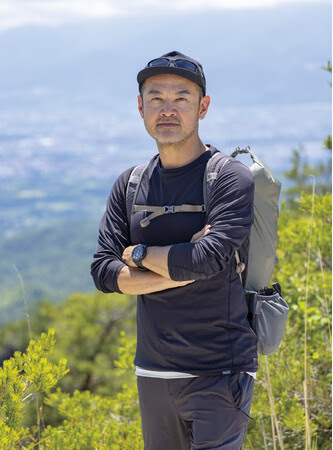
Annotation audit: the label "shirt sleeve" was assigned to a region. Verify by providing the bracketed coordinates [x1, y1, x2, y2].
[168, 159, 254, 281]
[90, 168, 133, 293]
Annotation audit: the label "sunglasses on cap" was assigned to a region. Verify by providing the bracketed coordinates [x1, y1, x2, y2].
[147, 58, 204, 78]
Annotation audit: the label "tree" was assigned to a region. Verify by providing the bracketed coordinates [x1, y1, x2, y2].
[283, 60, 332, 207]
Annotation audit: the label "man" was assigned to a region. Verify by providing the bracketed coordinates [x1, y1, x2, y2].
[91, 50, 258, 449]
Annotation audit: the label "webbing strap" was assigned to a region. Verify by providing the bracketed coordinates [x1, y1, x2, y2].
[134, 204, 206, 228]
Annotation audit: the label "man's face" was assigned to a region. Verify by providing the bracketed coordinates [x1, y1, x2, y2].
[138, 74, 210, 147]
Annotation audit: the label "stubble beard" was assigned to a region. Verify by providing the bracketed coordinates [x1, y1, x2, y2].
[152, 122, 199, 149]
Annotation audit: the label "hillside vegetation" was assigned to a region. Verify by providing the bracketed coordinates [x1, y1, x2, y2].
[0, 188, 331, 449]
[0, 219, 100, 324]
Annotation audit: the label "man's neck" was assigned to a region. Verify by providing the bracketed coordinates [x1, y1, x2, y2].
[157, 138, 207, 169]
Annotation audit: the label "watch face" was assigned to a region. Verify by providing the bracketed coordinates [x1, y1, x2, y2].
[132, 246, 143, 262]
[132, 244, 147, 270]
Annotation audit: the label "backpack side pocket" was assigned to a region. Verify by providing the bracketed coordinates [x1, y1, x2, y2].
[246, 285, 289, 355]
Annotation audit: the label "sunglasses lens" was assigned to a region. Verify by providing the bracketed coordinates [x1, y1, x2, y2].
[148, 58, 170, 67]
[148, 58, 199, 74]
[174, 60, 198, 73]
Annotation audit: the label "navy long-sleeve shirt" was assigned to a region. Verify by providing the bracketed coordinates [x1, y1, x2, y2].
[91, 147, 258, 375]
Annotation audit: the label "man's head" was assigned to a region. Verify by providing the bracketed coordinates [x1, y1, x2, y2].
[136, 51, 210, 150]
[137, 50, 206, 97]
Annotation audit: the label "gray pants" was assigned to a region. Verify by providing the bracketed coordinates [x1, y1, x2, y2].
[137, 373, 254, 450]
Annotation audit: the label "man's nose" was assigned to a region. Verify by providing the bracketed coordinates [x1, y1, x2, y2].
[160, 100, 176, 117]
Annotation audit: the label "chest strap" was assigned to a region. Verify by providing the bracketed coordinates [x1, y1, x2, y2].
[133, 204, 206, 228]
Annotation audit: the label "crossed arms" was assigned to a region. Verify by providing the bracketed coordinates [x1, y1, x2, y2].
[118, 226, 210, 295]
[91, 161, 254, 296]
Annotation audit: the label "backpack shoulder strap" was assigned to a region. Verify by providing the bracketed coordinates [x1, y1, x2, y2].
[203, 150, 230, 210]
[125, 163, 149, 224]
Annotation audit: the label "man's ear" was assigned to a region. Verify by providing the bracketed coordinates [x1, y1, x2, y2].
[138, 94, 144, 118]
[199, 95, 210, 120]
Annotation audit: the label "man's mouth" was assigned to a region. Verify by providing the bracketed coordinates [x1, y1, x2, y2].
[156, 122, 180, 127]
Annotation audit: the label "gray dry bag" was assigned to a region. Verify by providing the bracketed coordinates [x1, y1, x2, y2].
[231, 147, 289, 354]
[231, 147, 281, 291]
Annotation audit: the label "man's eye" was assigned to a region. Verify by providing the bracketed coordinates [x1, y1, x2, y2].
[177, 97, 187, 102]
[151, 97, 162, 102]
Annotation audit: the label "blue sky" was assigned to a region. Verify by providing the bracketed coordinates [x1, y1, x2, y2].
[0, 0, 331, 32]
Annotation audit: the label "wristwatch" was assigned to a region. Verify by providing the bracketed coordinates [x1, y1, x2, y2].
[132, 244, 148, 271]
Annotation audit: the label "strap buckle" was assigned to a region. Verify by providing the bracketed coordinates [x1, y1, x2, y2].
[164, 205, 175, 214]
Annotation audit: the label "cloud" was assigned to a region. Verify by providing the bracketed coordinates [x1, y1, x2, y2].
[0, 1, 117, 31]
[0, 0, 330, 32]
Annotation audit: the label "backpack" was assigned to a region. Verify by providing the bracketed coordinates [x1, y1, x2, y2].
[231, 148, 289, 355]
[126, 146, 289, 354]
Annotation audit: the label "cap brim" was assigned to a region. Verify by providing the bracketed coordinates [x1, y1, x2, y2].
[137, 66, 205, 95]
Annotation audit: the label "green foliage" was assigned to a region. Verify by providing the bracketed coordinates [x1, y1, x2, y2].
[0, 218, 101, 325]
[33, 291, 136, 396]
[114, 331, 137, 371]
[0, 313, 142, 448]
[323, 59, 332, 86]
[283, 147, 331, 207]
[0, 196, 331, 448]
[0, 291, 136, 397]
[0, 329, 68, 448]
[283, 59, 331, 209]
[0, 289, 138, 444]
[323, 134, 332, 151]
[22, 330, 68, 393]
[245, 192, 332, 449]
[38, 332, 142, 449]
[1, 192, 331, 449]
[39, 387, 142, 449]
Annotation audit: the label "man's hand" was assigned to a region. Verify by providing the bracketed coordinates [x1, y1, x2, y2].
[120, 244, 195, 295]
[122, 245, 137, 268]
[117, 265, 195, 295]
[191, 224, 211, 243]
[122, 224, 211, 270]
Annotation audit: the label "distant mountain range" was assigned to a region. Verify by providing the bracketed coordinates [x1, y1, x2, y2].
[0, 3, 331, 104]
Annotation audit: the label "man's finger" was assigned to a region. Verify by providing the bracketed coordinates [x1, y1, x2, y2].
[191, 225, 211, 243]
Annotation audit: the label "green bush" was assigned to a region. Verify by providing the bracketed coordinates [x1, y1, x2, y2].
[37, 330, 142, 449]
[245, 192, 332, 449]
[0, 329, 68, 448]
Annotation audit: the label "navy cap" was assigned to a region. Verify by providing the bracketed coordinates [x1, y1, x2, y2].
[137, 51, 206, 96]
